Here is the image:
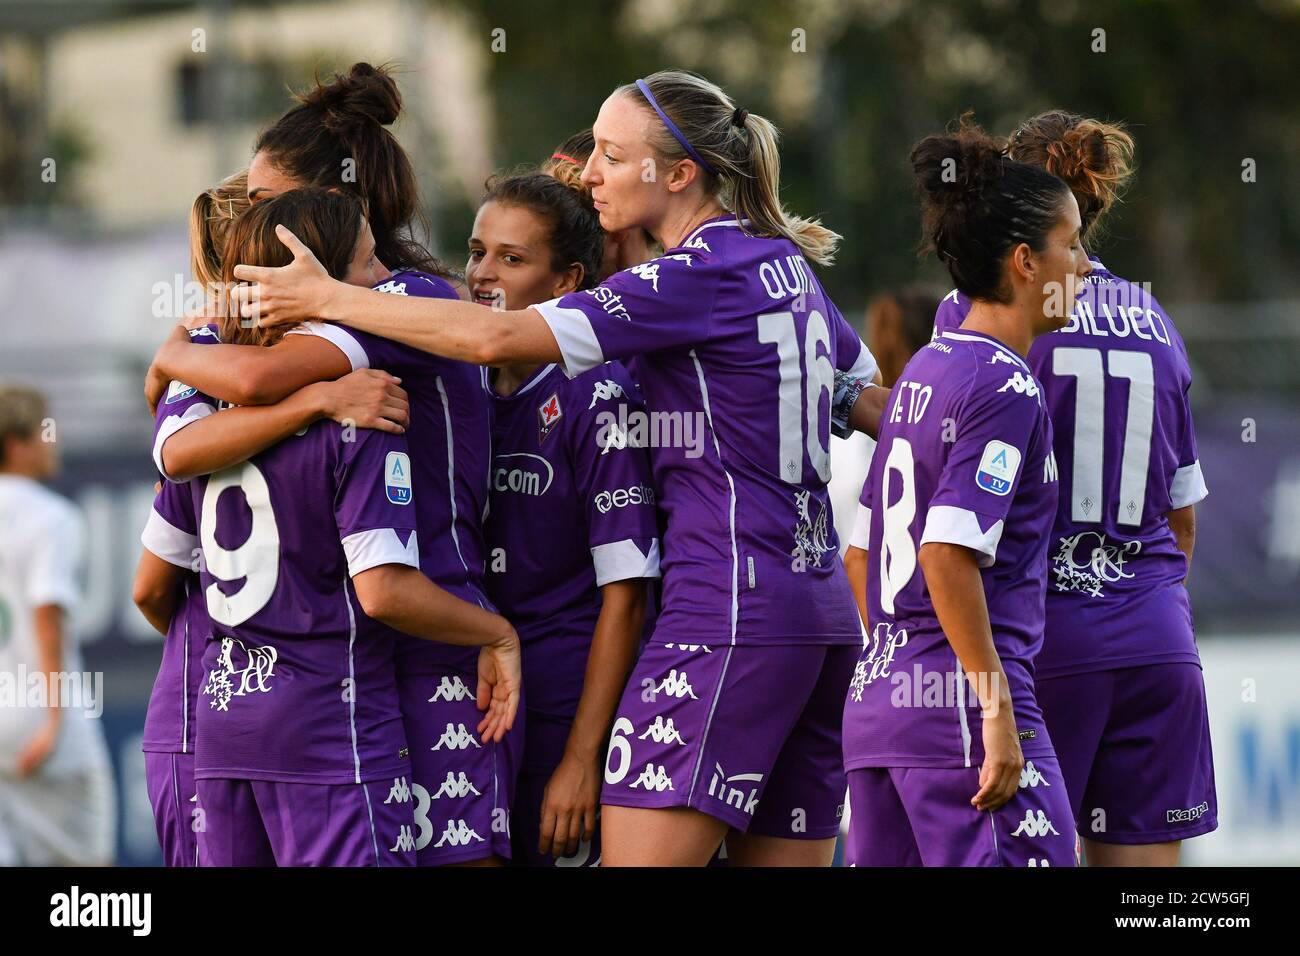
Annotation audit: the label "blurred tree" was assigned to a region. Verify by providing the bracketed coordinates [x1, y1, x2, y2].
[443, 0, 1300, 308]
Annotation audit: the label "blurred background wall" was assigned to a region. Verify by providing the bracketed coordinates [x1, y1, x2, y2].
[0, 0, 1296, 864]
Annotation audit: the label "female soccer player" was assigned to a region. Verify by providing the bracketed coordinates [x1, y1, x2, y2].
[841, 119, 1090, 867]
[231, 69, 882, 867]
[543, 129, 658, 281]
[930, 112, 1216, 865]
[468, 169, 660, 866]
[132, 173, 405, 865]
[144, 65, 514, 867]
[175, 189, 519, 866]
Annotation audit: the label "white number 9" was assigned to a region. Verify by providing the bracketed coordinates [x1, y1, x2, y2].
[200, 461, 280, 627]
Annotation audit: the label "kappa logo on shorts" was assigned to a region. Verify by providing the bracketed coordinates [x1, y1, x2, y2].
[434, 819, 485, 847]
[1019, 761, 1050, 789]
[1010, 809, 1060, 839]
[638, 715, 687, 746]
[656, 668, 698, 699]
[432, 722, 481, 751]
[664, 642, 711, 654]
[976, 440, 1022, 496]
[432, 772, 481, 799]
[629, 763, 675, 792]
[390, 824, 415, 853]
[1166, 801, 1209, 824]
[428, 675, 472, 703]
[383, 776, 412, 804]
[707, 763, 763, 816]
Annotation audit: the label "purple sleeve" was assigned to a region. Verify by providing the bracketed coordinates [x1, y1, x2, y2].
[1165, 315, 1209, 508]
[152, 325, 221, 479]
[334, 430, 422, 577]
[567, 366, 661, 585]
[932, 290, 969, 338]
[533, 252, 723, 377]
[827, 297, 879, 381]
[922, 366, 1044, 567]
[849, 449, 882, 550]
[141, 480, 199, 569]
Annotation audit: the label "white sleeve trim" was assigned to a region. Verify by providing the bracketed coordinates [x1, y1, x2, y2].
[920, 505, 1003, 568]
[342, 528, 420, 577]
[153, 402, 215, 481]
[848, 503, 872, 550]
[287, 322, 370, 371]
[1169, 460, 1208, 509]
[591, 538, 661, 586]
[340, 522, 421, 574]
[140, 508, 198, 569]
[843, 339, 880, 384]
[532, 299, 606, 379]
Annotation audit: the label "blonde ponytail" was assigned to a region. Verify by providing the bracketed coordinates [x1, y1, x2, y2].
[620, 70, 841, 266]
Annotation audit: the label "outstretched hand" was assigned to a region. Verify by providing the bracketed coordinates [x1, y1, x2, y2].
[230, 225, 337, 329]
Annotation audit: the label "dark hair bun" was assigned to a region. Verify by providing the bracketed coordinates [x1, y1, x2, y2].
[910, 117, 1006, 217]
[300, 62, 402, 132]
[910, 114, 1071, 303]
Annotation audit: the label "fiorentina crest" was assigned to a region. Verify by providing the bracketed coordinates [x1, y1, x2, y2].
[538, 392, 563, 444]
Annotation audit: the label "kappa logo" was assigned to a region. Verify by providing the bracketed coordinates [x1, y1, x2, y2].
[663, 642, 711, 654]
[428, 675, 472, 703]
[1019, 761, 1050, 789]
[588, 379, 626, 409]
[204, 637, 277, 712]
[656, 668, 698, 699]
[638, 715, 686, 746]
[538, 393, 563, 443]
[988, 350, 1020, 368]
[432, 771, 481, 799]
[383, 776, 412, 804]
[629, 763, 674, 792]
[707, 763, 763, 816]
[1166, 801, 1209, 824]
[997, 371, 1040, 397]
[976, 440, 1022, 496]
[683, 236, 711, 251]
[1010, 809, 1060, 838]
[372, 278, 411, 296]
[629, 253, 694, 292]
[434, 819, 484, 847]
[390, 825, 415, 852]
[431, 722, 481, 751]
[385, 451, 413, 505]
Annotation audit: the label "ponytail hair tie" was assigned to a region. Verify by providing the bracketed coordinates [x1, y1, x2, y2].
[731, 107, 748, 128]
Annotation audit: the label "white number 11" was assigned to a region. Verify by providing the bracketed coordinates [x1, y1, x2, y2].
[1052, 347, 1155, 527]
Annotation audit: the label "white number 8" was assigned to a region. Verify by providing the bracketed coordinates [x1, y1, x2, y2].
[200, 461, 281, 627]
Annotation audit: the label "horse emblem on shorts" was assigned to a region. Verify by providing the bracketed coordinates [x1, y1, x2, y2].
[204, 635, 278, 712]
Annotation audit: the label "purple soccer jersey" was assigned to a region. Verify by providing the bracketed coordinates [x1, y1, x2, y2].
[142, 323, 221, 755]
[186, 411, 419, 785]
[932, 259, 1209, 677]
[534, 217, 878, 647]
[842, 329, 1060, 770]
[293, 269, 495, 678]
[484, 360, 660, 762]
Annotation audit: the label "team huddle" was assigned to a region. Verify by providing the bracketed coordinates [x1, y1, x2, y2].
[126, 63, 1216, 868]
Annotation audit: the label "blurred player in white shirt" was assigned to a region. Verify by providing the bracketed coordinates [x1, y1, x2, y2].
[0, 385, 115, 865]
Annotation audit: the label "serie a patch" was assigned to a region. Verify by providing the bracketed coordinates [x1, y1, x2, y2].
[976, 440, 1021, 496]
[385, 451, 413, 505]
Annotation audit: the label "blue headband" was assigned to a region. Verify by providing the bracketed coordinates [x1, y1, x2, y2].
[636, 78, 717, 175]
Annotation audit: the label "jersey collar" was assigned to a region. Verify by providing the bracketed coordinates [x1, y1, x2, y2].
[940, 330, 1031, 372]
